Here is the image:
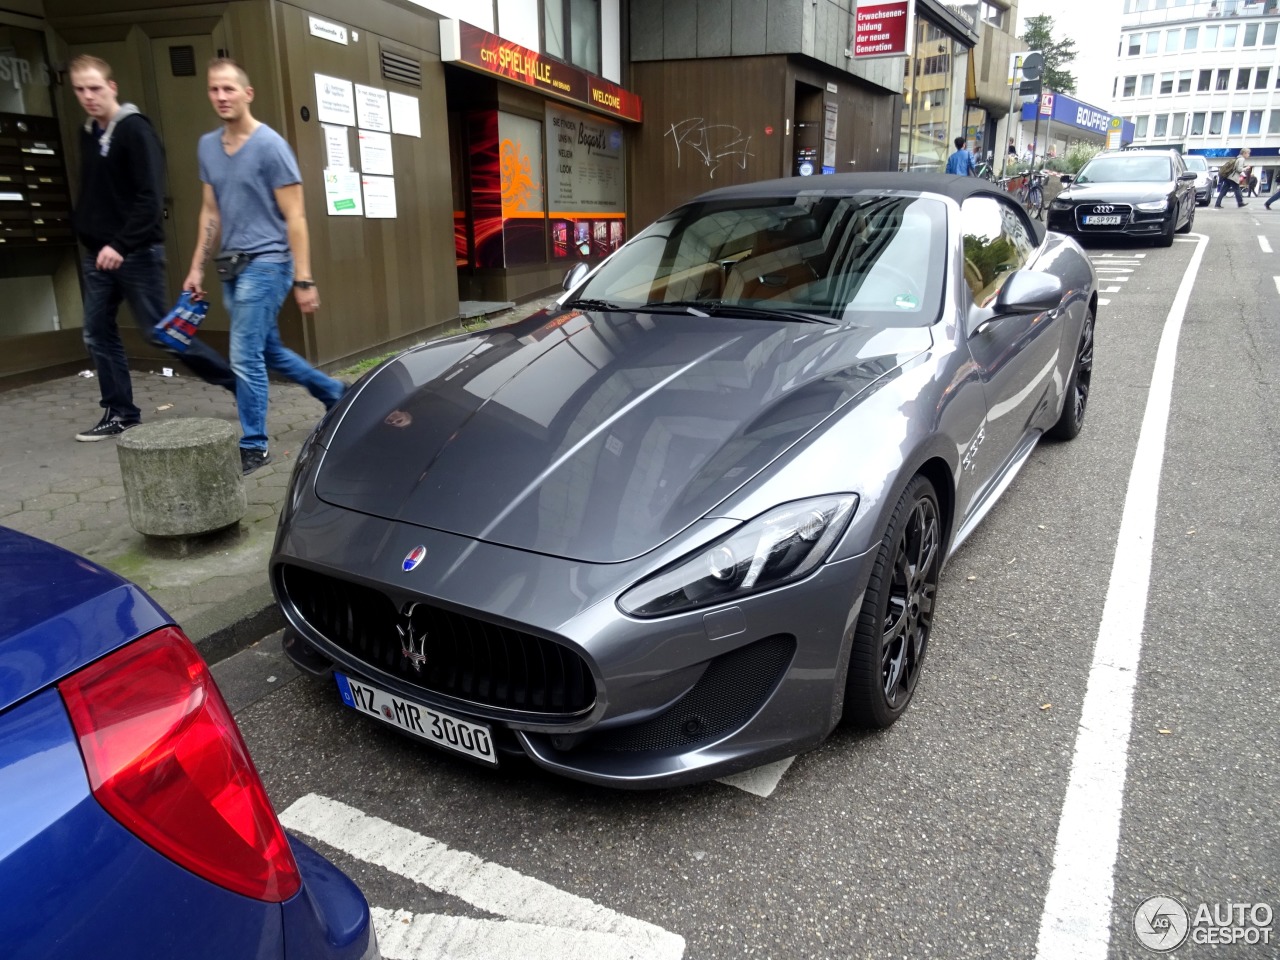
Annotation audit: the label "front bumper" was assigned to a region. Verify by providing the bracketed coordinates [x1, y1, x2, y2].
[1047, 202, 1172, 240]
[273, 497, 877, 789]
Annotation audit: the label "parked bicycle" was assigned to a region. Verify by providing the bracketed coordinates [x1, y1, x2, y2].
[1017, 169, 1049, 220]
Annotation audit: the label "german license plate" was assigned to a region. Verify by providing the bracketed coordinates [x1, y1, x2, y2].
[1083, 214, 1122, 225]
[335, 672, 498, 765]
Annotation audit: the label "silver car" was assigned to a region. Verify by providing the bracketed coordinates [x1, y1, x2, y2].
[272, 175, 1098, 788]
[1185, 155, 1212, 205]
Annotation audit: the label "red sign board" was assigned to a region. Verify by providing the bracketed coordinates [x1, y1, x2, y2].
[853, 0, 914, 59]
[441, 20, 642, 123]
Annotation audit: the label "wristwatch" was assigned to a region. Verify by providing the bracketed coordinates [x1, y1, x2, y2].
[293, 279, 316, 289]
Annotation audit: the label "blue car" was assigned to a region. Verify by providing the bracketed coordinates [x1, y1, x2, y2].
[0, 527, 378, 960]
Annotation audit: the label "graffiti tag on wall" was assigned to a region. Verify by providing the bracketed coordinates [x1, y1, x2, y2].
[665, 118, 754, 178]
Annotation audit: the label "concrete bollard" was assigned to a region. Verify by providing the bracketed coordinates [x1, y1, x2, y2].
[117, 418, 247, 538]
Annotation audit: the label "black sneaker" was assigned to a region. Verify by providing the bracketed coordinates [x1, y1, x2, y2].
[76, 412, 140, 442]
[240, 448, 272, 475]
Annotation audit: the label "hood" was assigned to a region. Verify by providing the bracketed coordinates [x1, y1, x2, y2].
[1059, 181, 1173, 204]
[83, 102, 141, 156]
[316, 309, 931, 563]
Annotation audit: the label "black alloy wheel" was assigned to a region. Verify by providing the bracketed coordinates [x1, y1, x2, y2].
[1177, 201, 1195, 233]
[1156, 208, 1177, 247]
[1048, 310, 1095, 441]
[844, 475, 942, 728]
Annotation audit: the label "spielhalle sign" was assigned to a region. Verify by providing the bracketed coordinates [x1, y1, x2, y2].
[853, 0, 914, 59]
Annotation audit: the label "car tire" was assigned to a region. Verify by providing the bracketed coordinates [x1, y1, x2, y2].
[1047, 309, 1095, 442]
[1177, 202, 1194, 233]
[1156, 212, 1177, 247]
[842, 475, 941, 729]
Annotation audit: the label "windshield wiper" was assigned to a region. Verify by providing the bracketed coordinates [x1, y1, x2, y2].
[565, 298, 625, 312]
[656, 300, 834, 325]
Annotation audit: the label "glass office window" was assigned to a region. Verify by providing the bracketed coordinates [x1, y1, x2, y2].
[1135, 115, 1150, 138]
[1216, 69, 1231, 90]
[1171, 112, 1186, 135]
[1269, 110, 1280, 134]
[1245, 23, 1259, 46]
[1160, 72, 1174, 94]
[1178, 70, 1193, 93]
[1165, 29, 1181, 52]
[1249, 110, 1263, 134]
[1198, 69, 1212, 91]
[1190, 112, 1205, 135]
[1128, 33, 1142, 55]
[1206, 25, 1219, 47]
[1154, 115, 1168, 137]
[1124, 76, 1137, 97]
[1265, 23, 1279, 45]
[1209, 111, 1223, 135]
[1184, 26, 1199, 49]
[1141, 74, 1155, 95]
[1223, 25, 1238, 47]
[1229, 111, 1243, 135]
[1146, 32, 1159, 53]
[1237, 68, 1252, 90]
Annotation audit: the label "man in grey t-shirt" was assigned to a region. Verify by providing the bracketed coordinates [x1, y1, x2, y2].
[182, 57, 344, 475]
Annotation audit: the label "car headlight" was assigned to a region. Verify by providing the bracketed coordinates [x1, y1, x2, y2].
[618, 495, 858, 618]
[1049, 199, 1072, 211]
[1137, 199, 1168, 212]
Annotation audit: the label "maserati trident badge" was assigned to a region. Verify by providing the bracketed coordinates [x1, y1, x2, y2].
[397, 617, 428, 672]
[402, 545, 427, 572]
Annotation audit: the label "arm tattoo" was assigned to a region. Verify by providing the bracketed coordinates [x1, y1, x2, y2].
[197, 219, 216, 263]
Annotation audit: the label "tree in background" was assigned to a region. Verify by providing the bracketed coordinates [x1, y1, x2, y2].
[1022, 15, 1078, 95]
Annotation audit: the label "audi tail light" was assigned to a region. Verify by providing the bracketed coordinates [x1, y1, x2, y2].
[59, 626, 301, 902]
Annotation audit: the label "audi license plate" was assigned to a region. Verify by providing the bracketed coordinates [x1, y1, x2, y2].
[1083, 214, 1122, 225]
[335, 672, 497, 764]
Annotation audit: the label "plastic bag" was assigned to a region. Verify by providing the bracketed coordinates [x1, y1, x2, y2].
[154, 292, 209, 353]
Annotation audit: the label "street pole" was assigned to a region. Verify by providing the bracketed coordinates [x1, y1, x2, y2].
[1003, 80, 1017, 177]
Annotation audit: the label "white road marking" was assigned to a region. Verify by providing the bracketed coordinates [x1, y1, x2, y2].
[1260, 236, 1273, 253]
[1100, 286, 1121, 294]
[716, 757, 795, 796]
[1094, 267, 1134, 274]
[1274, 276, 1280, 297]
[1097, 298, 1111, 306]
[1034, 232, 1209, 960]
[281, 794, 685, 960]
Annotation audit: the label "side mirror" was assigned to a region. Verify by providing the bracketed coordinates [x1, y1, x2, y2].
[1179, 171, 1198, 181]
[562, 262, 591, 292]
[1058, 174, 1073, 185]
[992, 270, 1063, 315]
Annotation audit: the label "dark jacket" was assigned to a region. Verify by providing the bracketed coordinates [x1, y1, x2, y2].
[72, 104, 166, 256]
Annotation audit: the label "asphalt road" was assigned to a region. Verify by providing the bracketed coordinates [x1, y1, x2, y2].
[216, 206, 1280, 960]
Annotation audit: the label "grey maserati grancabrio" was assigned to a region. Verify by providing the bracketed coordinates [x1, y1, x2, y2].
[271, 174, 1098, 788]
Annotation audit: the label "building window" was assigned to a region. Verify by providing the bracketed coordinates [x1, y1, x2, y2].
[1237, 67, 1252, 90]
[1209, 111, 1223, 135]
[1154, 114, 1168, 137]
[1222, 24, 1238, 48]
[1123, 76, 1138, 97]
[1165, 28, 1181, 52]
[1206, 25, 1219, 47]
[544, 0, 600, 74]
[1128, 33, 1142, 55]
[1216, 69, 1231, 91]
[1249, 110, 1263, 134]
[1141, 74, 1155, 95]
[980, 2, 1005, 28]
[1269, 110, 1280, 134]
[1184, 26, 1199, 49]
[1160, 72, 1174, 94]
[1265, 23, 1279, 45]
[1257, 67, 1271, 89]
[1146, 31, 1160, 53]
[1136, 115, 1150, 138]
[1191, 112, 1205, 135]
[1171, 112, 1186, 136]
[1198, 69, 1212, 91]
[1245, 23, 1260, 46]
[1178, 70, 1193, 93]
[1229, 111, 1243, 135]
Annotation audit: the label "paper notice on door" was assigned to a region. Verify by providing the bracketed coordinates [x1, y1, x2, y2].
[322, 124, 351, 170]
[361, 175, 397, 219]
[324, 169, 362, 216]
[355, 84, 392, 133]
[389, 92, 421, 138]
[315, 74, 355, 126]
[357, 130, 393, 176]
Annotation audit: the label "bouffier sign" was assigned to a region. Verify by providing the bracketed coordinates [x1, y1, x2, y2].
[853, 0, 914, 59]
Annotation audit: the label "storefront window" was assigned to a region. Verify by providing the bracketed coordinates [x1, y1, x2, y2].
[900, 18, 957, 172]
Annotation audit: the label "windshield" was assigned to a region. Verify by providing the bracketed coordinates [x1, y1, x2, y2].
[1076, 155, 1173, 184]
[572, 193, 947, 327]
[1185, 156, 1207, 171]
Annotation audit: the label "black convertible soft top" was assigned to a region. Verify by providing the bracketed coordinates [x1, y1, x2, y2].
[692, 172, 1013, 205]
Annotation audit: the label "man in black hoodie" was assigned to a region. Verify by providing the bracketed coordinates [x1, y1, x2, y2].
[69, 55, 236, 441]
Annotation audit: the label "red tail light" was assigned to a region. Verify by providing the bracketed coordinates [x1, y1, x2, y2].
[59, 626, 302, 902]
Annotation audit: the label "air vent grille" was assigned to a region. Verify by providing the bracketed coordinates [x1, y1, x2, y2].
[381, 47, 422, 87]
[169, 46, 196, 77]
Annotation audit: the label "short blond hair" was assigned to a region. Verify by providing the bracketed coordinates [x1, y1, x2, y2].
[207, 57, 250, 87]
[69, 54, 113, 80]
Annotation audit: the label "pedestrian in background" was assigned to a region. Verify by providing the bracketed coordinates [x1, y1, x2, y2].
[183, 58, 345, 475]
[946, 136, 976, 176]
[69, 54, 235, 442]
[1213, 148, 1249, 208]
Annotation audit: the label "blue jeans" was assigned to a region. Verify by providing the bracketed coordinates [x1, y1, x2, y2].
[223, 259, 344, 451]
[82, 242, 235, 421]
[1215, 178, 1244, 206]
